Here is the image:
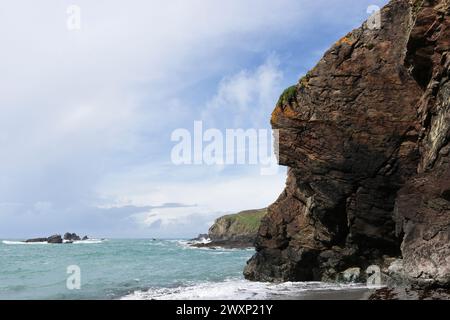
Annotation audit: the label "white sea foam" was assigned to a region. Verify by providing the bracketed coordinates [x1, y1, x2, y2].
[177, 237, 211, 247]
[197, 237, 212, 244]
[121, 279, 374, 300]
[72, 239, 105, 244]
[2, 240, 48, 245]
[176, 239, 256, 253]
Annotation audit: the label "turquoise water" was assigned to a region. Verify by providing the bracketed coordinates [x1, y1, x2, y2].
[0, 239, 254, 300]
[0, 239, 372, 300]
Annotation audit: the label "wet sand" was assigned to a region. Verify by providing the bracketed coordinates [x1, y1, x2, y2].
[269, 288, 377, 300]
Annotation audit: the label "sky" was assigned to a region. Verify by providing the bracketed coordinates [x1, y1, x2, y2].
[0, 0, 388, 238]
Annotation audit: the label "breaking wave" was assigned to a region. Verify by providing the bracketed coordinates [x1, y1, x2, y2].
[121, 279, 375, 300]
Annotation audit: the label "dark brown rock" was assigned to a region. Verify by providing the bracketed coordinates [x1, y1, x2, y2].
[63, 232, 81, 241]
[46, 234, 63, 244]
[244, 0, 450, 287]
[369, 286, 450, 300]
[25, 238, 48, 243]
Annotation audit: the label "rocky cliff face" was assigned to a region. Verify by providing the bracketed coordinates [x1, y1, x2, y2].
[191, 209, 267, 248]
[244, 0, 450, 287]
[208, 209, 267, 244]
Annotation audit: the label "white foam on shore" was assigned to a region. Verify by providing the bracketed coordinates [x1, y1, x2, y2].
[121, 279, 373, 300]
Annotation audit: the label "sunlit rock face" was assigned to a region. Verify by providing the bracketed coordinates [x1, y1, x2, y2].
[244, 0, 450, 286]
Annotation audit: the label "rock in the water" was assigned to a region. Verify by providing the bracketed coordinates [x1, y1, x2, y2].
[47, 235, 63, 244]
[191, 234, 208, 241]
[25, 238, 48, 243]
[82, 236, 89, 241]
[25, 233, 84, 243]
[245, 0, 450, 288]
[63, 233, 81, 241]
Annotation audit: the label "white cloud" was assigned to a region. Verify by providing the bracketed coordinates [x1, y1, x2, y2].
[202, 55, 283, 128]
[97, 166, 286, 233]
[0, 0, 389, 237]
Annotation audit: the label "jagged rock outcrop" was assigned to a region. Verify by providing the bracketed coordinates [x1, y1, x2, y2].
[26, 235, 63, 243]
[46, 235, 63, 244]
[25, 233, 88, 244]
[244, 0, 450, 287]
[25, 237, 48, 243]
[64, 232, 81, 241]
[193, 209, 267, 248]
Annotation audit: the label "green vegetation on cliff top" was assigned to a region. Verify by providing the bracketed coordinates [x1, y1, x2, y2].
[277, 85, 297, 106]
[212, 208, 267, 235]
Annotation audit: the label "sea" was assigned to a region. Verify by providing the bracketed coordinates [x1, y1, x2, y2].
[0, 239, 375, 300]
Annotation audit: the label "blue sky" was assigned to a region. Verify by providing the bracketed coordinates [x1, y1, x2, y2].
[0, 0, 388, 238]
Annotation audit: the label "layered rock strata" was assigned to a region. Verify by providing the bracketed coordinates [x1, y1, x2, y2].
[244, 0, 450, 287]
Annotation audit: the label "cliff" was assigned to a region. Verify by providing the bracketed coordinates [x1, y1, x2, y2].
[194, 208, 267, 248]
[209, 209, 267, 242]
[244, 0, 450, 287]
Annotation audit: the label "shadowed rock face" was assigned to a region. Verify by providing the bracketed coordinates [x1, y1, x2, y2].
[244, 0, 450, 286]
